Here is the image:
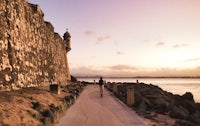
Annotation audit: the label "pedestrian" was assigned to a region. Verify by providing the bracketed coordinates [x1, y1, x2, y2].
[99, 77, 104, 97]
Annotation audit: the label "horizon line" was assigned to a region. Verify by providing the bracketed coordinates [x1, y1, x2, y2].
[75, 76, 200, 78]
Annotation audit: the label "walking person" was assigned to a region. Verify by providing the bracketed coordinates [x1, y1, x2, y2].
[99, 77, 104, 97]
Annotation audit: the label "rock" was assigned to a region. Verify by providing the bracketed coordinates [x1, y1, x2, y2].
[188, 112, 200, 124]
[169, 104, 189, 119]
[181, 100, 197, 114]
[172, 94, 182, 101]
[182, 92, 194, 102]
[110, 82, 200, 125]
[151, 98, 169, 114]
[197, 103, 200, 111]
[63, 95, 75, 106]
[71, 75, 77, 82]
[174, 119, 196, 126]
[41, 117, 52, 126]
[134, 90, 142, 108]
[41, 104, 64, 125]
[138, 101, 147, 113]
[49, 104, 62, 122]
[41, 109, 54, 124]
[32, 102, 42, 111]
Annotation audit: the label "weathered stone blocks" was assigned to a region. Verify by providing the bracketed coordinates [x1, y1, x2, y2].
[0, 0, 70, 90]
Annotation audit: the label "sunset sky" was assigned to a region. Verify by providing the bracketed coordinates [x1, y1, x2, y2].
[29, 0, 200, 77]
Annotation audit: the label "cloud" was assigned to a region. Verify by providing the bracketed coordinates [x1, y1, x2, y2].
[107, 64, 137, 71]
[184, 57, 200, 62]
[70, 66, 100, 77]
[172, 44, 189, 48]
[117, 51, 125, 55]
[70, 65, 200, 77]
[96, 35, 111, 44]
[70, 64, 140, 77]
[156, 42, 165, 46]
[84, 30, 95, 36]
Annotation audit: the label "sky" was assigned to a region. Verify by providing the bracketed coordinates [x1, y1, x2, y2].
[28, 0, 200, 77]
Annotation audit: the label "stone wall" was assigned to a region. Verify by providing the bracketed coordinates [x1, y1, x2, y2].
[0, 0, 70, 90]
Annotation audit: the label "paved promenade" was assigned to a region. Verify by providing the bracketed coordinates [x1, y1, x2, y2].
[56, 85, 147, 126]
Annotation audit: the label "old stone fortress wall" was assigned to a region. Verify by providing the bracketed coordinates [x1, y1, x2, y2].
[0, 0, 71, 91]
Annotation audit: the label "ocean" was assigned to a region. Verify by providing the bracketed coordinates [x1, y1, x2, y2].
[77, 77, 200, 103]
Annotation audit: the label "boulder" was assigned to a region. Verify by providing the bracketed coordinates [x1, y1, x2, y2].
[175, 120, 196, 126]
[182, 92, 194, 102]
[197, 103, 200, 111]
[137, 101, 147, 113]
[169, 105, 189, 119]
[188, 113, 200, 124]
[134, 90, 142, 108]
[151, 98, 169, 114]
[181, 100, 197, 114]
[111, 82, 200, 125]
[32, 102, 42, 111]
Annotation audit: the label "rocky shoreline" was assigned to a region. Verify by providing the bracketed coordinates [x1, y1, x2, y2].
[0, 82, 86, 126]
[106, 82, 200, 126]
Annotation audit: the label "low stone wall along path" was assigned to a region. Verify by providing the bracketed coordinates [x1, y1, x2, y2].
[56, 85, 147, 126]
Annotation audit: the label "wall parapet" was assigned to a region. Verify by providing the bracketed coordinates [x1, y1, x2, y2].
[28, 3, 44, 17]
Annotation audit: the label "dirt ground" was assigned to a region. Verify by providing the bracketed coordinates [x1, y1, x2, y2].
[0, 83, 85, 126]
[0, 83, 175, 126]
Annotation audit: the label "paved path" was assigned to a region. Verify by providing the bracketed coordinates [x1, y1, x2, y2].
[56, 85, 147, 126]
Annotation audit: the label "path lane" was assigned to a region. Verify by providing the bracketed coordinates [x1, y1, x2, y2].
[56, 85, 147, 126]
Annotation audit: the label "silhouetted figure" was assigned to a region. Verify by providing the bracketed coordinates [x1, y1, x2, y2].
[99, 77, 104, 97]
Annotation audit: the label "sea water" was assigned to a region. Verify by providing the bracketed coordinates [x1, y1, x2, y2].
[77, 77, 200, 103]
